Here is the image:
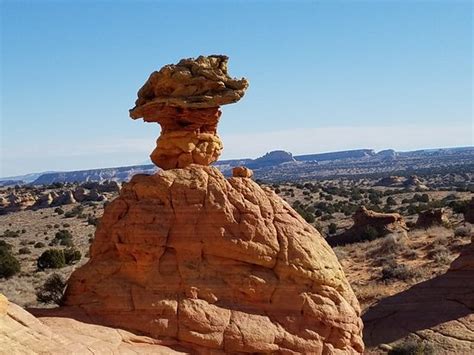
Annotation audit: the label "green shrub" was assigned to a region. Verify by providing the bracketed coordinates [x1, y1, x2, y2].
[388, 339, 434, 355]
[0, 247, 21, 278]
[53, 230, 74, 247]
[54, 207, 64, 215]
[381, 262, 418, 281]
[36, 273, 66, 305]
[1, 229, 20, 238]
[64, 248, 81, 265]
[360, 225, 380, 242]
[34, 242, 46, 248]
[18, 247, 31, 255]
[328, 223, 337, 235]
[37, 249, 66, 269]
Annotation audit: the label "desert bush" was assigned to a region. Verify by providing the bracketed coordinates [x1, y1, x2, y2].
[427, 245, 451, 264]
[36, 273, 66, 305]
[37, 249, 66, 269]
[0, 247, 21, 278]
[360, 225, 380, 242]
[454, 226, 471, 237]
[328, 223, 337, 235]
[0, 241, 13, 251]
[381, 261, 418, 281]
[54, 207, 64, 215]
[18, 247, 31, 255]
[64, 205, 84, 218]
[34, 242, 45, 248]
[386, 196, 397, 206]
[1, 229, 20, 238]
[53, 229, 74, 247]
[375, 234, 407, 255]
[388, 339, 434, 355]
[64, 248, 81, 265]
[87, 216, 99, 226]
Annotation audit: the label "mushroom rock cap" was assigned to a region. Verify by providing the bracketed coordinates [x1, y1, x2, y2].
[129, 55, 249, 120]
[128, 55, 249, 170]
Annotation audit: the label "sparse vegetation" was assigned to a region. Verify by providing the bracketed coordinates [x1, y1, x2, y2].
[36, 273, 66, 305]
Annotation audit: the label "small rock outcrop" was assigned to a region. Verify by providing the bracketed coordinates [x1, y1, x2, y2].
[375, 176, 403, 187]
[464, 197, 474, 224]
[129, 55, 249, 170]
[328, 206, 407, 246]
[415, 208, 449, 228]
[63, 56, 364, 354]
[403, 175, 428, 191]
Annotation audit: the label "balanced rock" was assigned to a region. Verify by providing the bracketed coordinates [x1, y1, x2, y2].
[328, 206, 407, 246]
[64, 165, 364, 353]
[129, 55, 249, 170]
[232, 166, 253, 178]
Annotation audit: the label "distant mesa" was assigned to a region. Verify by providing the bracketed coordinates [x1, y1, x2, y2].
[129, 55, 249, 170]
[247, 150, 296, 168]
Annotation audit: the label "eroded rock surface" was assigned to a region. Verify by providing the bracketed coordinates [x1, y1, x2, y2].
[129, 55, 249, 170]
[0, 294, 186, 354]
[64, 165, 364, 354]
[363, 237, 474, 352]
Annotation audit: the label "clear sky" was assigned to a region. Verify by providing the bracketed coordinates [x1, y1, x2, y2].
[1, 0, 472, 177]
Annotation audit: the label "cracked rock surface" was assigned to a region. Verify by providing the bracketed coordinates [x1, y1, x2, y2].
[64, 165, 364, 354]
[363, 236, 474, 352]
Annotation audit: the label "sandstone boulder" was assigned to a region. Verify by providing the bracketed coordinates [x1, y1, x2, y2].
[375, 176, 404, 187]
[328, 206, 407, 246]
[52, 191, 76, 206]
[232, 166, 253, 178]
[415, 208, 449, 228]
[403, 175, 428, 191]
[64, 165, 364, 354]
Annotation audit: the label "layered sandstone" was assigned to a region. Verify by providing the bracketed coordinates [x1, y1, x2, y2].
[64, 165, 364, 353]
[129, 55, 249, 170]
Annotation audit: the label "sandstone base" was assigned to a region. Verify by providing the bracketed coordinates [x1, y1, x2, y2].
[64, 165, 364, 354]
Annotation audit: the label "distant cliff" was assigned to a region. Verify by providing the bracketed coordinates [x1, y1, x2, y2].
[295, 149, 375, 162]
[5, 146, 472, 185]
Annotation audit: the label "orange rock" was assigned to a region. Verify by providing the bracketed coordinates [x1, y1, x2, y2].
[232, 166, 253, 178]
[0, 294, 187, 354]
[129, 55, 248, 170]
[64, 165, 364, 353]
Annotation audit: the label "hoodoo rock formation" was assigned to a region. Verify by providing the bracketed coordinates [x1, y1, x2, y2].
[63, 55, 364, 353]
[129, 55, 249, 170]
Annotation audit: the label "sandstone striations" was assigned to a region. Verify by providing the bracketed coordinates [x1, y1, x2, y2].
[129, 55, 249, 170]
[0, 294, 186, 354]
[64, 165, 364, 353]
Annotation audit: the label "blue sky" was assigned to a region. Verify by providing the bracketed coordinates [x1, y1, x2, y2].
[1, 0, 472, 177]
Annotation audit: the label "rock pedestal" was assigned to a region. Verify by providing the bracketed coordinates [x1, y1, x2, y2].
[129, 55, 248, 170]
[63, 55, 364, 354]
